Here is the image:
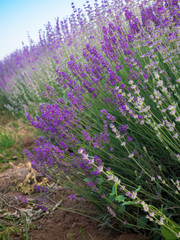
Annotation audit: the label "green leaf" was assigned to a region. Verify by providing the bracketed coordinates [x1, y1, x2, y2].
[135, 186, 141, 192]
[161, 226, 177, 240]
[137, 216, 147, 229]
[115, 195, 126, 202]
[122, 201, 136, 205]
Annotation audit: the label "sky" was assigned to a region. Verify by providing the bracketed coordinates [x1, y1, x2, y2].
[0, 0, 96, 60]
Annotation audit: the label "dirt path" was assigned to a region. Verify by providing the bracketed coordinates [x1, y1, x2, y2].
[0, 162, 145, 240]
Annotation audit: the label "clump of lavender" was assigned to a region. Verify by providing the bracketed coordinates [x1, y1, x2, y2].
[2, 0, 180, 239]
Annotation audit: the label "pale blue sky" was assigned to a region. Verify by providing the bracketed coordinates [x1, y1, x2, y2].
[0, 0, 95, 60]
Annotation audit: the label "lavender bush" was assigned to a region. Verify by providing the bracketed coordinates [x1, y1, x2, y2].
[1, 0, 180, 239]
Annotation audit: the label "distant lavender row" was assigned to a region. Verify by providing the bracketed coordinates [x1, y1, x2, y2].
[0, 0, 128, 113]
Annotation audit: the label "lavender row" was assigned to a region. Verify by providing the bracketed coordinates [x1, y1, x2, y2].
[1, 0, 180, 239]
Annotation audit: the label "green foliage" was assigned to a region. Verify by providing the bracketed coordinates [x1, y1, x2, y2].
[0, 212, 30, 240]
[0, 130, 15, 153]
[0, 89, 10, 111]
[161, 226, 177, 240]
[115, 195, 126, 202]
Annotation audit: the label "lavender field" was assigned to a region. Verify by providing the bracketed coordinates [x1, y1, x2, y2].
[0, 0, 180, 239]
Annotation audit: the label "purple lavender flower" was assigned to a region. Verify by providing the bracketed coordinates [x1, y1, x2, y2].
[110, 146, 114, 152]
[86, 180, 98, 191]
[101, 109, 108, 115]
[127, 136, 133, 142]
[18, 195, 28, 203]
[68, 194, 76, 201]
